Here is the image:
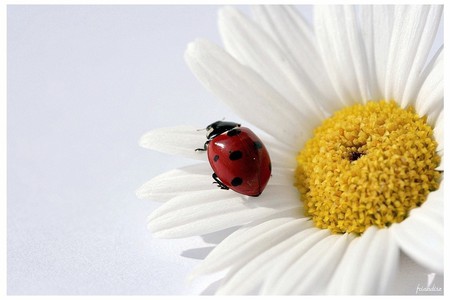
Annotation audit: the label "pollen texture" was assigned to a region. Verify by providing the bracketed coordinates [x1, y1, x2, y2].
[295, 100, 441, 234]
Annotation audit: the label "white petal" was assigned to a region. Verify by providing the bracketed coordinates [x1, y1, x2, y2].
[376, 234, 400, 294]
[416, 46, 443, 126]
[292, 234, 353, 294]
[139, 126, 207, 160]
[384, 6, 441, 107]
[148, 185, 301, 238]
[261, 229, 330, 294]
[136, 163, 213, 201]
[327, 226, 377, 294]
[433, 110, 443, 153]
[194, 215, 310, 277]
[221, 6, 332, 122]
[434, 140, 442, 175]
[409, 199, 443, 229]
[401, 6, 443, 107]
[269, 233, 352, 294]
[251, 5, 340, 113]
[262, 135, 297, 169]
[314, 6, 372, 106]
[436, 152, 443, 172]
[270, 167, 294, 187]
[419, 183, 443, 214]
[360, 5, 394, 100]
[341, 5, 375, 103]
[390, 186, 444, 273]
[219, 7, 326, 123]
[185, 38, 312, 149]
[419, 44, 443, 82]
[328, 227, 399, 294]
[355, 229, 399, 294]
[216, 220, 316, 295]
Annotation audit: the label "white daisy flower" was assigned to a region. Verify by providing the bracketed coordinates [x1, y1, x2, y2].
[137, 5, 443, 295]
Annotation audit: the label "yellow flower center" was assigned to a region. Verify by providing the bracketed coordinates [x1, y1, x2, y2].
[295, 100, 441, 234]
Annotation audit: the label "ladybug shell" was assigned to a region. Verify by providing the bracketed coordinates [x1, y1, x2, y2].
[207, 127, 271, 197]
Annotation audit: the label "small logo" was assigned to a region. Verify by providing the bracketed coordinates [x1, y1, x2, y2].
[416, 272, 443, 295]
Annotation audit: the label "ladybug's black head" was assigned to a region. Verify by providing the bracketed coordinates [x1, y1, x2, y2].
[206, 121, 241, 140]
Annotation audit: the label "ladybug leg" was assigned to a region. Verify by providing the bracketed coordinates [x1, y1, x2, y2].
[195, 140, 209, 152]
[212, 173, 229, 190]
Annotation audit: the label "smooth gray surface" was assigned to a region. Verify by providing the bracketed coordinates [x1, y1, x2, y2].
[7, 5, 243, 295]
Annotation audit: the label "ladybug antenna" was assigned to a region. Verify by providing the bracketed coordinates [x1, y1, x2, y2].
[196, 127, 207, 132]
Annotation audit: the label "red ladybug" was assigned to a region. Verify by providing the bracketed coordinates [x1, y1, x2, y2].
[196, 121, 271, 197]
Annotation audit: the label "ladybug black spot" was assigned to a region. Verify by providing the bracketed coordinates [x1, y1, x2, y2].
[229, 150, 243, 160]
[254, 141, 263, 150]
[268, 162, 272, 172]
[231, 177, 243, 186]
[213, 155, 219, 162]
[227, 129, 241, 137]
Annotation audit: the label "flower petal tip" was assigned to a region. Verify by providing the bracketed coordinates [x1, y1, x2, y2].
[146, 221, 165, 238]
[138, 126, 207, 160]
[185, 38, 210, 57]
[135, 186, 149, 200]
[138, 131, 153, 149]
[218, 5, 238, 19]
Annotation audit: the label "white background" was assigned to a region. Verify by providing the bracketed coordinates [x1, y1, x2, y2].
[7, 5, 443, 295]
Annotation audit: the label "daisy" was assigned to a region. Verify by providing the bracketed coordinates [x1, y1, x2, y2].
[137, 5, 443, 295]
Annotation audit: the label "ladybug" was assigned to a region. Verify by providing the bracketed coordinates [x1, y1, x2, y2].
[196, 121, 271, 197]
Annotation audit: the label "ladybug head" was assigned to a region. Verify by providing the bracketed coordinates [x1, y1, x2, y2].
[206, 121, 241, 140]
